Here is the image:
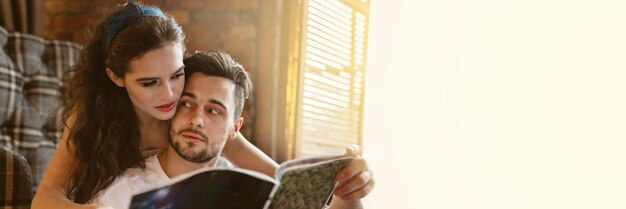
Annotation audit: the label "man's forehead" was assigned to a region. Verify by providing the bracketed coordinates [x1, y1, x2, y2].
[185, 74, 235, 90]
[183, 74, 236, 103]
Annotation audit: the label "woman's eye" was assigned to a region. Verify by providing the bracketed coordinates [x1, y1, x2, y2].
[141, 80, 158, 87]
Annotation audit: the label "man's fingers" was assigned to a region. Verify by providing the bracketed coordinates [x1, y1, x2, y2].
[336, 144, 374, 201]
[338, 177, 375, 201]
[336, 157, 368, 181]
[334, 170, 372, 196]
[344, 144, 362, 157]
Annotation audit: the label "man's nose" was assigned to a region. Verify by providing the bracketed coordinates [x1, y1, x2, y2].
[189, 110, 204, 128]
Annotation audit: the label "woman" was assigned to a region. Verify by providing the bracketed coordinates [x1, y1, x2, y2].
[32, 3, 373, 209]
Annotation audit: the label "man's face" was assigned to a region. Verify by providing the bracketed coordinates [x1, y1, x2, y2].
[169, 73, 242, 163]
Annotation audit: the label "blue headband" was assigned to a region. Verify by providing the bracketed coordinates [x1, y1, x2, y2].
[103, 2, 164, 55]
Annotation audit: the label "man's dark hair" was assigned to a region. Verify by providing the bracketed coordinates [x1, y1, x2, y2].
[183, 51, 252, 119]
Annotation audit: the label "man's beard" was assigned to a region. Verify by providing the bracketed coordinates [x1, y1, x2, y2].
[169, 128, 225, 163]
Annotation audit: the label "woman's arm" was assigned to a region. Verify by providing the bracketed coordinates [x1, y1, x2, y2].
[31, 117, 102, 209]
[221, 132, 279, 176]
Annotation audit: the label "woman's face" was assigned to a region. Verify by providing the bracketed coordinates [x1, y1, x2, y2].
[122, 42, 185, 121]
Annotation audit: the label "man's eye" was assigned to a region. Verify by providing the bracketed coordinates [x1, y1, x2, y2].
[207, 109, 219, 115]
[141, 80, 158, 87]
[179, 102, 192, 108]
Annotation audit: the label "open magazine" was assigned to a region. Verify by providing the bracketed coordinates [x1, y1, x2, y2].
[128, 155, 354, 209]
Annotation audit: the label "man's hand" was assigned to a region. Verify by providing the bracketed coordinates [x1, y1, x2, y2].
[333, 145, 375, 201]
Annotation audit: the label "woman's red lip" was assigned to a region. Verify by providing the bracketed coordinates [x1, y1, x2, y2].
[156, 102, 175, 112]
[156, 101, 175, 108]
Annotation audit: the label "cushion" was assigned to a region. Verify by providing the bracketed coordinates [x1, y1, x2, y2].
[0, 29, 81, 193]
[0, 146, 33, 208]
[0, 27, 22, 141]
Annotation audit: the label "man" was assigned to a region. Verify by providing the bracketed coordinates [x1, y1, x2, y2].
[92, 51, 371, 209]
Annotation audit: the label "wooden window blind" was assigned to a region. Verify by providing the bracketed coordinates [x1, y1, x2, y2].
[293, 0, 370, 157]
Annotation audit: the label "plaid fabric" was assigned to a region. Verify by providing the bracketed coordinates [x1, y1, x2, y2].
[0, 146, 33, 209]
[0, 27, 22, 141]
[0, 27, 81, 196]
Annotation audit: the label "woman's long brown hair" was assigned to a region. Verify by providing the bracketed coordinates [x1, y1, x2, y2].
[61, 9, 185, 203]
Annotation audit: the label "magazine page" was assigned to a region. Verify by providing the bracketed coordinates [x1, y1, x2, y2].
[268, 156, 354, 209]
[274, 155, 348, 178]
[129, 167, 277, 209]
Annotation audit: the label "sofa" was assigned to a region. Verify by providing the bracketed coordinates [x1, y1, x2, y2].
[0, 26, 81, 208]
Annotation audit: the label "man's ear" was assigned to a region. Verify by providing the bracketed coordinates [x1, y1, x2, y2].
[228, 117, 244, 140]
[105, 68, 124, 87]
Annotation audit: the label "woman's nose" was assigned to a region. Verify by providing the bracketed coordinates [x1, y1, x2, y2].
[159, 81, 174, 100]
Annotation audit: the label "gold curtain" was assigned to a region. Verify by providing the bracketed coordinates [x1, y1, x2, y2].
[0, 0, 44, 36]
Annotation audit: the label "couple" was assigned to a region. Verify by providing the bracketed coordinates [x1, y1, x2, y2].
[95, 50, 358, 209]
[32, 2, 373, 209]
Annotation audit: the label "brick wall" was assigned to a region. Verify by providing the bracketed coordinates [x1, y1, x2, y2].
[45, 0, 260, 141]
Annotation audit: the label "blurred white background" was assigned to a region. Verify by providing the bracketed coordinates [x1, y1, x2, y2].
[363, 0, 626, 208]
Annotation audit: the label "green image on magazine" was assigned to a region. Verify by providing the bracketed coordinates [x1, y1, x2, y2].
[128, 155, 353, 209]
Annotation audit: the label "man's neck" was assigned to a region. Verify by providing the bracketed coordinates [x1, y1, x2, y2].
[158, 147, 219, 179]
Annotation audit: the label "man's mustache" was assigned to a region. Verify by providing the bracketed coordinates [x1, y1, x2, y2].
[176, 128, 209, 141]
